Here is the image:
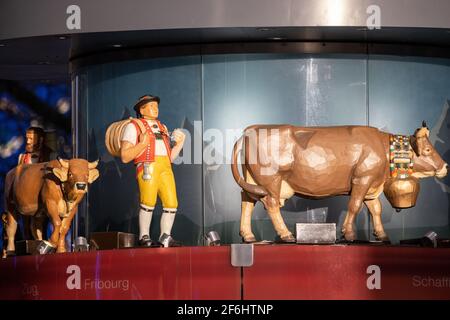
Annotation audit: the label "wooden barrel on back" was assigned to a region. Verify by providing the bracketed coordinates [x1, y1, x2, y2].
[105, 118, 146, 157]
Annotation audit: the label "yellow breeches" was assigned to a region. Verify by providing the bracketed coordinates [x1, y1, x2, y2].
[136, 156, 178, 209]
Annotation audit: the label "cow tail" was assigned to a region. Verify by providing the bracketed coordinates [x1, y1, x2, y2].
[231, 136, 268, 197]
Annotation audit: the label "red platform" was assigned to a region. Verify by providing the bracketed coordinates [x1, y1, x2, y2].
[1, 245, 449, 300]
[0, 246, 241, 300]
[244, 245, 450, 300]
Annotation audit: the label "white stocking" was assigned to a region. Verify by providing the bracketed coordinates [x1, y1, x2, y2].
[139, 204, 154, 240]
[160, 208, 177, 237]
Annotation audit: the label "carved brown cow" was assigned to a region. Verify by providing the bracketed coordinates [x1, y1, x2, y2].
[3, 158, 99, 254]
[231, 122, 448, 243]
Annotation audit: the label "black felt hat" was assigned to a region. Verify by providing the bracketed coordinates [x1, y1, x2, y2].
[133, 94, 160, 114]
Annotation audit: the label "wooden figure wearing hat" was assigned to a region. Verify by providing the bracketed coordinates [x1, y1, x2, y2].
[120, 95, 186, 247]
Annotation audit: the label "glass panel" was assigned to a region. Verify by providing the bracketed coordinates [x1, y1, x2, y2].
[368, 56, 450, 243]
[76, 52, 450, 246]
[202, 54, 368, 243]
[83, 56, 203, 245]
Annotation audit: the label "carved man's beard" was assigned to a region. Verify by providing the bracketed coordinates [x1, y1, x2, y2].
[25, 142, 41, 153]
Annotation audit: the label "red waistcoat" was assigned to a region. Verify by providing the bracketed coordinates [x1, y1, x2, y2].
[131, 119, 172, 168]
[22, 153, 32, 164]
[19, 152, 43, 164]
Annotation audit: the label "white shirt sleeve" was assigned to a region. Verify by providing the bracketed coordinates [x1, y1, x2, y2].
[121, 122, 138, 145]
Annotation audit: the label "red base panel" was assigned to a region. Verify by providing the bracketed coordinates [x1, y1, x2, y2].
[1, 244, 449, 300]
[244, 245, 450, 300]
[0, 246, 241, 300]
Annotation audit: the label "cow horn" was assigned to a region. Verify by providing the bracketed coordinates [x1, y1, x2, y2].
[422, 120, 428, 128]
[57, 156, 69, 169]
[88, 159, 99, 169]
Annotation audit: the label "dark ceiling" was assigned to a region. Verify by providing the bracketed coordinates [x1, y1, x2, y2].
[1, 27, 450, 82]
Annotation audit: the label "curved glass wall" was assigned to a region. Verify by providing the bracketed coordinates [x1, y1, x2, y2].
[74, 53, 450, 245]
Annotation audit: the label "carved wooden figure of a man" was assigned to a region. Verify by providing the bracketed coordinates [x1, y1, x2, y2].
[120, 95, 186, 247]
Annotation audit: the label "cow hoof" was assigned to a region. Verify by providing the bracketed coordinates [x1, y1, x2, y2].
[240, 231, 257, 243]
[6, 250, 16, 257]
[374, 231, 391, 244]
[343, 231, 356, 242]
[279, 234, 296, 243]
[242, 235, 257, 243]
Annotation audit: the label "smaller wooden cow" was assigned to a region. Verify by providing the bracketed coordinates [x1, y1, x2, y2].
[3, 158, 99, 254]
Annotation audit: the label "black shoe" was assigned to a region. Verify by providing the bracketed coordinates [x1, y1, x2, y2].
[158, 234, 182, 247]
[139, 235, 160, 247]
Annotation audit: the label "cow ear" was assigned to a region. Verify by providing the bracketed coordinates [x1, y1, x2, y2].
[415, 127, 429, 139]
[53, 167, 68, 182]
[88, 168, 100, 184]
[294, 130, 315, 149]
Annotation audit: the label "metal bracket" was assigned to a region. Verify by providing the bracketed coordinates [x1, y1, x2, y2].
[231, 243, 254, 267]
